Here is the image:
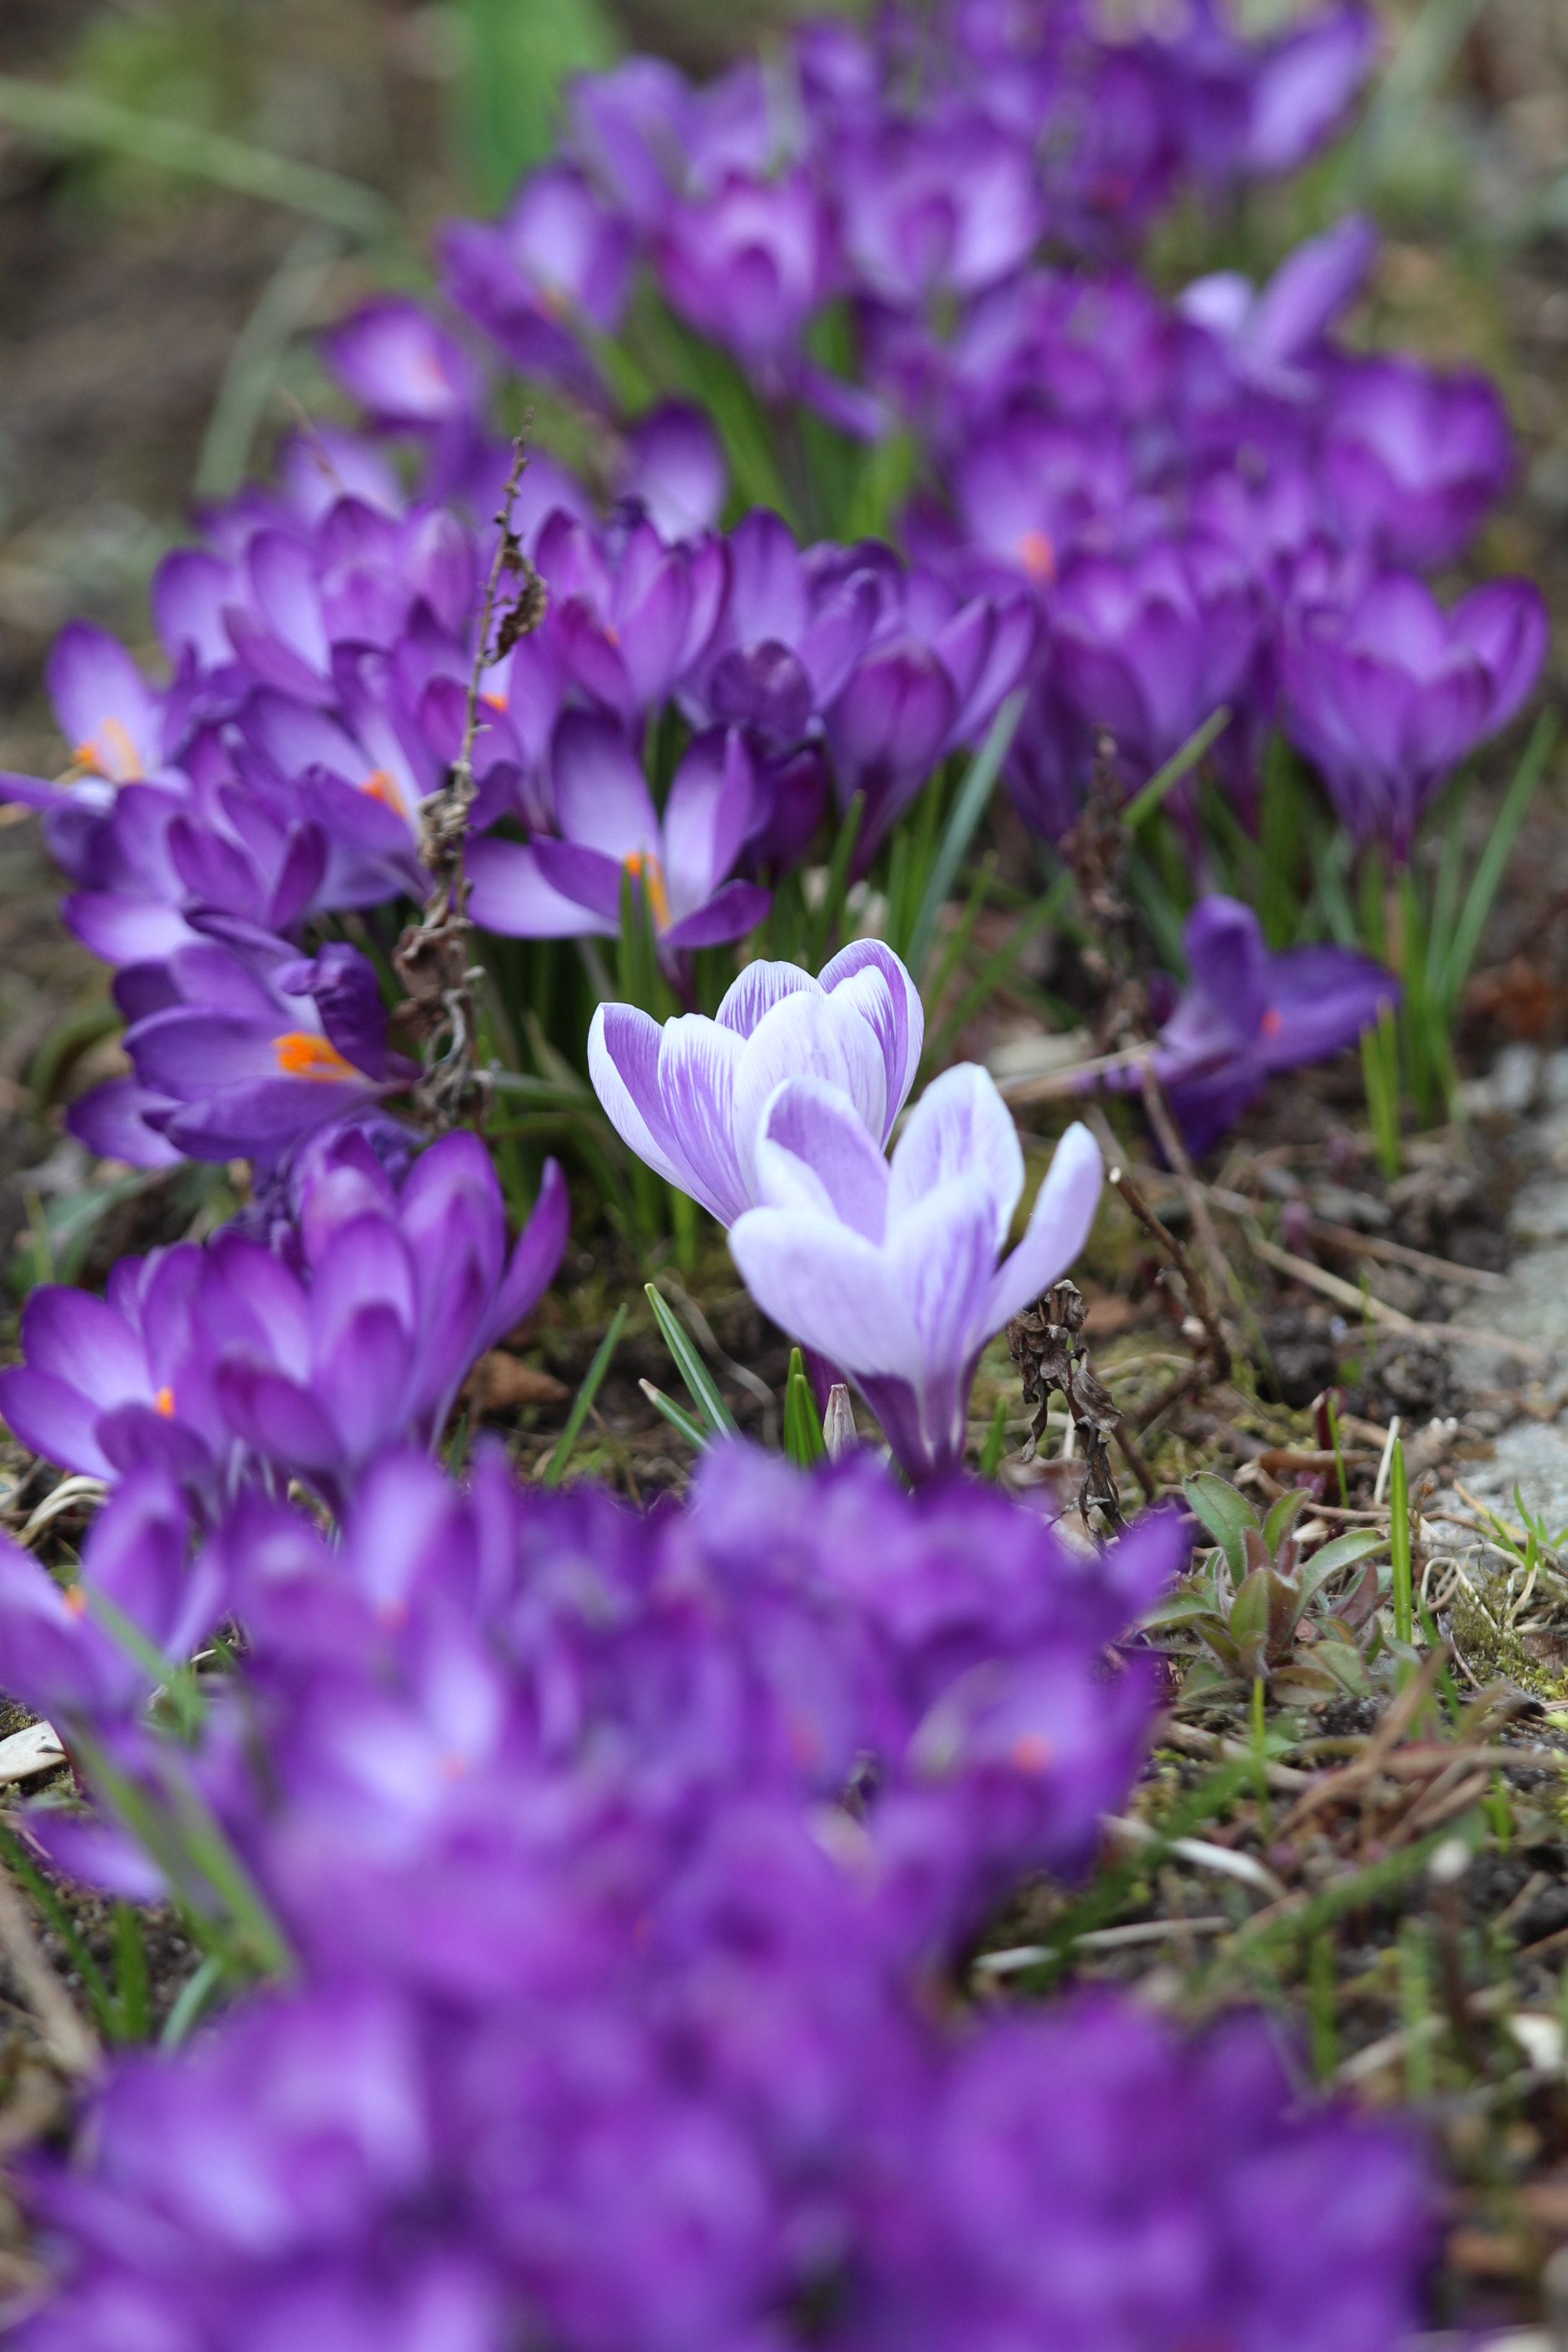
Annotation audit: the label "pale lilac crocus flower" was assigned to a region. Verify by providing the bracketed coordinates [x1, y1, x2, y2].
[587, 944, 924, 1227]
[730, 1067, 1102, 1479]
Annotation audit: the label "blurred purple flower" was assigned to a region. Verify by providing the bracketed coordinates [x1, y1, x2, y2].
[730, 1069, 1102, 1478]
[588, 942, 923, 1225]
[1128, 894, 1399, 1153]
[836, 109, 1041, 309]
[1282, 570, 1549, 855]
[656, 167, 831, 373]
[468, 711, 769, 955]
[616, 400, 729, 538]
[1322, 354, 1514, 568]
[1242, 3, 1378, 174]
[441, 162, 632, 398]
[534, 505, 727, 725]
[321, 296, 485, 430]
[1046, 533, 1269, 812]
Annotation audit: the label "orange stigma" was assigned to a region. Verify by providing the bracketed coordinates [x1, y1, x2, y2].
[1010, 1731, 1054, 1775]
[73, 714, 144, 784]
[1017, 528, 1057, 585]
[1259, 1007, 1283, 1038]
[273, 1031, 356, 1081]
[480, 692, 509, 715]
[63, 1584, 87, 1619]
[154, 1385, 175, 1418]
[623, 849, 672, 933]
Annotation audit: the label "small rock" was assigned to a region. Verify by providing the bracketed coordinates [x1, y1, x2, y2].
[1460, 1041, 1542, 1119]
[1544, 1047, 1568, 1109]
[1510, 1181, 1568, 1243]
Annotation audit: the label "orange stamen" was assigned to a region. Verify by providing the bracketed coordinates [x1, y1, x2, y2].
[1017, 528, 1057, 585]
[154, 1386, 175, 1418]
[73, 714, 145, 784]
[1259, 1007, 1283, 1039]
[273, 1031, 356, 1082]
[63, 1585, 88, 1619]
[360, 767, 408, 818]
[1010, 1731, 1054, 1775]
[623, 849, 672, 933]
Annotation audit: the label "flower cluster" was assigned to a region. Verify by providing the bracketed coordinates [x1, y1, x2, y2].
[0, 1433, 1429, 2351]
[0, 6, 1545, 1192]
[0, 1129, 567, 1514]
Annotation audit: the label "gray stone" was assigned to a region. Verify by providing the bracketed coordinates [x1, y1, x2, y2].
[1461, 1042, 1543, 1119]
[1543, 1047, 1568, 1109]
[1509, 1181, 1568, 1243]
[1439, 1418, 1568, 1538]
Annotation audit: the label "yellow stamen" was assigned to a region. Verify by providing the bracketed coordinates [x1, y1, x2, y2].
[624, 849, 671, 933]
[154, 1386, 175, 1418]
[1016, 528, 1057, 585]
[273, 1031, 356, 1082]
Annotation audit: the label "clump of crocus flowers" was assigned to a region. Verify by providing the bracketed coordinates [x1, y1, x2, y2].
[0, 0, 1540, 2332]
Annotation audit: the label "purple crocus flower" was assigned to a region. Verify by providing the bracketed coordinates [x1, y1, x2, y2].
[1282, 570, 1549, 855]
[533, 505, 727, 727]
[200, 1138, 568, 1511]
[1321, 353, 1514, 569]
[692, 508, 882, 749]
[321, 296, 484, 430]
[0, 1243, 226, 1492]
[655, 167, 831, 374]
[835, 109, 1042, 310]
[1241, 2, 1378, 174]
[440, 162, 632, 397]
[588, 942, 924, 1226]
[1178, 212, 1375, 397]
[468, 711, 770, 954]
[615, 400, 729, 540]
[1125, 895, 1400, 1153]
[0, 1468, 220, 1725]
[87, 931, 417, 1170]
[730, 1068, 1102, 1478]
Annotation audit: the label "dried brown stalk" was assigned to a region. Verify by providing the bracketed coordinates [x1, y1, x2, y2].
[393, 431, 544, 1131]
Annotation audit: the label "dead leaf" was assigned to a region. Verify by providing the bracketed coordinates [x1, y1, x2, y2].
[468, 1353, 569, 1413]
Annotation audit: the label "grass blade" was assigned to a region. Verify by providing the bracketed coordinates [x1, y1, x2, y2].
[541, 1303, 628, 1485]
[1120, 707, 1232, 833]
[783, 1347, 826, 1467]
[804, 792, 865, 972]
[0, 73, 394, 240]
[0, 1816, 117, 2039]
[906, 689, 1028, 982]
[1439, 710, 1557, 1012]
[978, 1396, 1009, 1479]
[639, 1378, 707, 1449]
[645, 1284, 737, 1436]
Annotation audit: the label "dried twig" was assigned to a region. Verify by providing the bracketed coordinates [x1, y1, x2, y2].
[1089, 1114, 1230, 1386]
[1006, 1280, 1126, 1526]
[393, 432, 544, 1130]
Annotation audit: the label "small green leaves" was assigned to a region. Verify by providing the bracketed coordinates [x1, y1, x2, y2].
[783, 1347, 827, 1468]
[644, 1285, 737, 1438]
[1183, 1473, 1259, 1578]
[541, 1304, 629, 1486]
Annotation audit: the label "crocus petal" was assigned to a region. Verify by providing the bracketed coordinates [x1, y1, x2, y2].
[733, 992, 890, 1202]
[887, 1063, 1023, 1254]
[985, 1122, 1104, 1332]
[478, 1158, 570, 1353]
[588, 1004, 685, 1191]
[819, 941, 925, 1135]
[467, 838, 606, 939]
[551, 711, 659, 860]
[728, 1207, 917, 1380]
[0, 1365, 114, 1481]
[659, 880, 771, 950]
[752, 1076, 890, 1243]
